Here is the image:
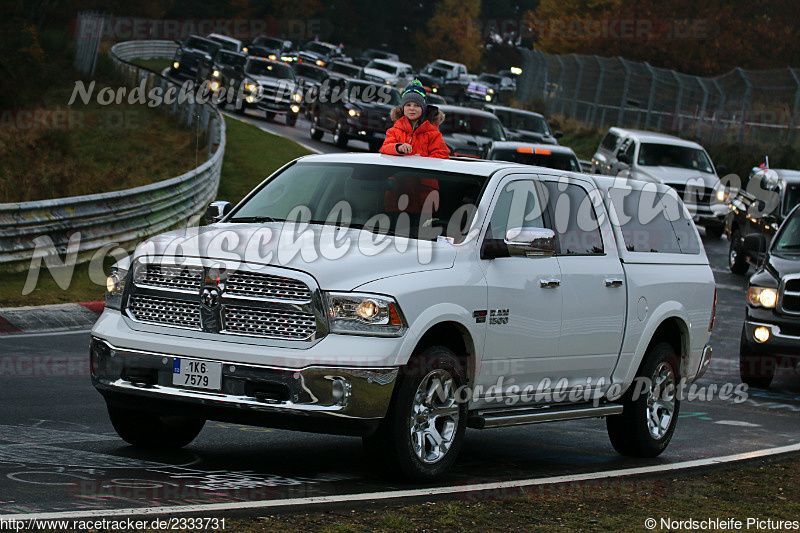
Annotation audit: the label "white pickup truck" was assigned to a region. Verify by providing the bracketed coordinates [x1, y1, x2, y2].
[91, 153, 716, 480]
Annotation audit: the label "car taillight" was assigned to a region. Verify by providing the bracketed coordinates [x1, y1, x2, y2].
[709, 287, 717, 332]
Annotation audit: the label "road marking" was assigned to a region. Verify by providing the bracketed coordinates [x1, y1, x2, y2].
[714, 420, 762, 427]
[0, 329, 91, 339]
[4, 443, 799, 520]
[221, 112, 321, 154]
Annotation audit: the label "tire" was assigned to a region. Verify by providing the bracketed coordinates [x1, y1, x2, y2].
[739, 325, 776, 388]
[285, 112, 298, 127]
[728, 228, 749, 275]
[309, 116, 323, 140]
[606, 342, 680, 457]
[363, 346, 467, 480]
[705, 225, 724, 239]
[333, 122, 348, 148]
[265, 111, 276, 122]
[107, 406, 205, 450]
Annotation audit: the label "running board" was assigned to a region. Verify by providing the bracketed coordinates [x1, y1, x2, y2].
[468, 403, 624, 429]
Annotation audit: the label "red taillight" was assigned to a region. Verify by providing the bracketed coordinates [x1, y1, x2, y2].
[709, 287, 717, 332]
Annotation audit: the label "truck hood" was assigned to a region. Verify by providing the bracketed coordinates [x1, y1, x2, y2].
[250, 76, 297, 91]
[509, 130, 558, 145]
[131, 222, 457, 291]
[632, 166, 719, 188]
[362, 68, 396, 83]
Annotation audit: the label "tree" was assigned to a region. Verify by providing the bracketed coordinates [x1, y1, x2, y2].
[414, 0, 483, 71]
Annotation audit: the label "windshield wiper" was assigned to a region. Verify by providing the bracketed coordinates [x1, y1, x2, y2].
[228, 216, 284, 223]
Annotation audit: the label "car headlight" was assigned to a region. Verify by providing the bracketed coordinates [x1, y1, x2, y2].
[485, 94, 492, 101]
[212, 70, 220, 78]
[173, 61, 180, 69]
[210, 80, 220, 91]
[325, 292, 406, 336]
[245, 83, 257, 92]
[487, 88, 495, 94]
[348, 108, 360, 117]
[315, 59, 325, 67]
[105, 265, 129, 310]
[268, 54, 277, 60]
[748, 286, 778, 308]
[292, 92, 303, 102]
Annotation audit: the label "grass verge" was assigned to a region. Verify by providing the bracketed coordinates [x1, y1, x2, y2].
[217, 454, 800, 532]
[0, 117, 310, 307]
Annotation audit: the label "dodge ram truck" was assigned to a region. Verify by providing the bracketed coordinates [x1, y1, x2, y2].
[91, 154, 716, 480]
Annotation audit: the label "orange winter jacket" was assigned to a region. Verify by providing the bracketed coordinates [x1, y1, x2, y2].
[380, 106, 450, 159]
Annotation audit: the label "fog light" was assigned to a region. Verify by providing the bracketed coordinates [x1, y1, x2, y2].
[246, 95, 255, 103]
[173, 61, 180, 69]
[291, 105, 300, 113]
[210, 81, 220, 91]
[331, 377, 351, 406]
[754, 326, 770, 343]
[485, 94, 492, 101]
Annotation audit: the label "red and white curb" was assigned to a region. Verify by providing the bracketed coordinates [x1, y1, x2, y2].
[2, 442, 798, 521]
[0, 302, 104, 334]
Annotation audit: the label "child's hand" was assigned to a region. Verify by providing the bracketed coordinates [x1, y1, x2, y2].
[397, 143, 413, 154]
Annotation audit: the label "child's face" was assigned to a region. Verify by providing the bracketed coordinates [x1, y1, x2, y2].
[404, 102, 423, 121]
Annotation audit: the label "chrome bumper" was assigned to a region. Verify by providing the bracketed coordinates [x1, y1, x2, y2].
[694, 344, 712, 380]
[90, 337, 398, 421]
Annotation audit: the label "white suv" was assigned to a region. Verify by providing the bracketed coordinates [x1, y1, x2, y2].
[591, 127, 728, 237]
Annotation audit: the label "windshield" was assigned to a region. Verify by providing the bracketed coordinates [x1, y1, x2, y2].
[346, 82, 401, 105]
[774, 207, 800, 253]
[366, 60, 397, 75]
[637, 143, 714, 173]
[255, 38, 285, 49]
[209, 37, 238, 52]
[293, 64, 328, 82]
[440, 112, 506, 141]
[246, 60, 294, 80]
[184, 38, 218, 55]
[216, 51, 246, 69]
[490, 149, 581, 172]
[782, 184, 800, 217]
[304, 42, 333, 55]
[423, 66, 449, 78]
[330, 63, 360, 76]
[478, 74, 502, 85]
[228, 162, 487, 241]
[494, 110, 549, 134]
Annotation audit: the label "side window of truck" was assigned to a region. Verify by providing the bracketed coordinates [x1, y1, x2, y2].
[600, 132, 619, 151]
[609, 187, 695, 253]
[542, 181, 604, 255]
[482, 180, 549, 257]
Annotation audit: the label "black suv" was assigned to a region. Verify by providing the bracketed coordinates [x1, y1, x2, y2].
[223, 58, 302, 126]
[203, 49, 247, 92]
[739, 198, 800, 388]
[484, 105, 561, 145]
[171, 35, 221, 81]
[308, 79, 399, 150]
[726, 168, 800, 275]
[484, 141, 582, 172]
[437, 105, 507, 157]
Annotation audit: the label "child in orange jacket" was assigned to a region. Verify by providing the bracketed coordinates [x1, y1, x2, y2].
[380, 80, 449, 158]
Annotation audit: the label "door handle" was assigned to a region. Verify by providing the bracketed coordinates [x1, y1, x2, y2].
[540, 279, 561, 288]
[605, 278, 624, 288]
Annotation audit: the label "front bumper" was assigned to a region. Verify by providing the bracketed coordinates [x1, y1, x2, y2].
[743, 319, 800, 357]
[90, 337, 398, 435]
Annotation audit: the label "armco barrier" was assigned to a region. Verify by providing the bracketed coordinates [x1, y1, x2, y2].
[0, 40, 225, 273]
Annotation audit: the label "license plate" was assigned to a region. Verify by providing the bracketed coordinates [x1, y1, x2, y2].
[172, 358, 222, 390]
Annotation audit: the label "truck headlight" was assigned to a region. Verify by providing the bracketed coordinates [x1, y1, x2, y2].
[316, 59, 325, 67]
[105, 266, 129, 310]
[325, 292, 406, 336]
[348, 108, 360, 117]
[245, 83, 257, 92]
[748, 287, 778, 308]
[292, 92, 303, 102]
[268, 54, 277, 60]
[212, 70, 220, 78]
[173, 61, 180, 69]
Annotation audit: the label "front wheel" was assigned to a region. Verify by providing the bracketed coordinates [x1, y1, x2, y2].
[363, 346, 467, 480]
[108, 406, 205, 450]
[309, 115, 323, 140]
[606, 342, 680, 457]
[333, 122, 348, 148]
[285, 112, 298, 127]
[728, 229, 749, 275]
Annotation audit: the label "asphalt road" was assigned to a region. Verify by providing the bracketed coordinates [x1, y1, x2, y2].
[1, 232, 798, 516]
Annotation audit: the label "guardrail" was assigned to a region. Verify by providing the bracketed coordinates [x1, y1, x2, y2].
[0, 40, 226, 273]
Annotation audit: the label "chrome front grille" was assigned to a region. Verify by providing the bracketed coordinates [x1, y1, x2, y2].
[781, 276, 800, 314]
[226, 271, 312, 301]
[133, 264, 203, 292]
[128, 295, 202, 330]
[224, 305, 316, 339]
[125, 262, 320, 341]
[670, 184, 715, 204]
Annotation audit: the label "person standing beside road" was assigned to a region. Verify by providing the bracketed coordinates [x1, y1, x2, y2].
[380, 79, 449, 158]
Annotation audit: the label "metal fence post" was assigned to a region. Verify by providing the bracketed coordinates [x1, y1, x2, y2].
[555, 56, 567, 115]
[571, 55, 584, 118]
[736, 67, 751, 143]
[644, 62, 657, 130]
[671, 71, 684, 133]
[617, 58, 631, 127]
[788, 69, 800, 145]
[712, 80, 726, 145]
[590, 56, 605, 127]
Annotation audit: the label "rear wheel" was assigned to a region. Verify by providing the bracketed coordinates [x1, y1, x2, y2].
[728, 229, 749, 275]
[363, 346, 467, 480]
[606, 342, 680, 457]
[739, 325, 776, 388]
[108, 406, 204, 450]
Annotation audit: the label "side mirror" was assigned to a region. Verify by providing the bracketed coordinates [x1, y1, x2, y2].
[743, 233, 769, 254]
[617, 152, 632, 165]
[505, 227, 556, 257]
[206, 201, 232, 224]
[554, 130, 563, 139]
